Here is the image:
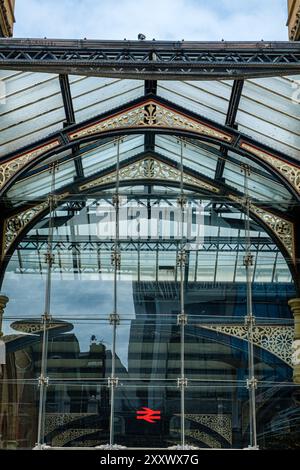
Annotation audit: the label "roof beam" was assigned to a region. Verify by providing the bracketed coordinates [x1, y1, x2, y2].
[145, 80, 157, 95]
[215, 79, 244, 181]
[1, 39, 300, 80]
[59, 74, 84, 179]
[59, 74, 75, 125]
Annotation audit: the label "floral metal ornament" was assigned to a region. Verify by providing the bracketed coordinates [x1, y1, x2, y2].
[201, 324, 293, 365]
[79, 157, 220, 193]
[228, 194, 295, 261]
[0, 140, 60, 192]
[2, 193, 68, 260]
[240, 142, 300, 196]
[68, 100, 233, 143]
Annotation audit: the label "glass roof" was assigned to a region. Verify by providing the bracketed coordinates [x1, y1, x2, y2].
[5, 133, 293, 213]
[69, 75, 144, 122]
[0, 70, 145, 157]
[236, 76, 300, 160]
[0, 70, 65, 156]
[157, 80, 233, 124]
[157, 76, 300, 161]
[0, 69, 298, 219]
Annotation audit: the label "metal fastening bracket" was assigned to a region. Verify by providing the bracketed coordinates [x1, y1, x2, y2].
[177, 250, 186, 266]
[240, 163, 251, 176]
[38, 376, 49, 387]
[111, 250, 121, 269]
[246, 377, 258, 390]
[108, 377, 119, 387]
[112, 194, 120, 207]
[44, 252, 55, 266]
[109, 313, 120, 325]
[177, 195, 187, 207]
[41, 313, 52, 324]
[244, 315, 255, 327]
[177, 313, 188, 326]
[177, 377, 188, 387]
[243, 253, 253, 267]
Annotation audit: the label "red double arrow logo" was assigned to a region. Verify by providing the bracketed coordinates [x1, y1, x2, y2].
[136, 407, 161, 423]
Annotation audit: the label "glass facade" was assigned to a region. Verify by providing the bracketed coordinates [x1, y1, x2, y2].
[0, 63, 299, 450]
[0, 183, 298, 449]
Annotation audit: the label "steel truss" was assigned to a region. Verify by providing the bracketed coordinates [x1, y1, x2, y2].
[17, 236, 278, 253]
[1, 39, 300, 80]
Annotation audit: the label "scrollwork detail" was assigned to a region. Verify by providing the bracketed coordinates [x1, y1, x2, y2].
[0, 141, 60, 191]
[201, 324, 293, 365]
[79, 157, 220, 194]
[69, 101, 233, 143]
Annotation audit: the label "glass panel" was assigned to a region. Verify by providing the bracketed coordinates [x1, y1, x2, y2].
[44, 383, 110, 447]
[237, 76, 300, 160]
[155, 135, 218, 178]
[0, 72, 65, 156]
[184, 384, 250, 449]
[223, 155, 292, 208]
[157, 80, 233, 124]
[7, 158, 76, 203]
[1, 187, 297, 449]
[69, 76, 144, 122]
[114, 385, 180, 448]
[82, 135, 144, 178]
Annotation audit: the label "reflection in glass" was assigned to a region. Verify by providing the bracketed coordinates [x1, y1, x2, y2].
[0, 189, 298, 448]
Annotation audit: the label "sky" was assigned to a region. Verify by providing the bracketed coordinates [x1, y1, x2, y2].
[14, 0, 289, 41]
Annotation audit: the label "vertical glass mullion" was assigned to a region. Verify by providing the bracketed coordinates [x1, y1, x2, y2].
[178, 139, 186, 448]
[242, 164, 258, 449]
[109, 138, 121, 448]
[36, 163, 57, 449]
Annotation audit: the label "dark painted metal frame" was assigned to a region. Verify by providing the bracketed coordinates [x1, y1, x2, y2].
[1, 94, 300, 203]
[1, 42, 299, 290]
[1, 39, 300, 80]
[1, 151, 297, 291]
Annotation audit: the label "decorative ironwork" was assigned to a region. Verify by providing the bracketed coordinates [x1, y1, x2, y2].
[2, 193, 68, 259]
[3, 201, 48, 257]
[79, 157, 220, 193]
[240, 142, 300, 196]
[69, 101, 232, 143]
[1, 38, 300, 80]
[0, 140, 60, 192]
[201, 324, 293, 365]
[51, 428, 99, 447]
[45, 413, 95, 435]
[10, 319, 73, 335]
[228, 194, 294, 260]
[185, 414, 232, 444]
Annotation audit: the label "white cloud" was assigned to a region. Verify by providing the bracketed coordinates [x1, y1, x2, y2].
[14, 0, 288, 41]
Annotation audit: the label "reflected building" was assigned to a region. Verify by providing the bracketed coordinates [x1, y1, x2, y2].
[0, 1, 300, 450]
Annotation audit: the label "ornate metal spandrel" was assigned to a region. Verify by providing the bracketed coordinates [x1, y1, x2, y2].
[0, 140, 60, 192]
[51, 428, 99, 447]
[45, 413, 95, 435]
[69, 101, 233, 143]
[250, 205, 294, 260]
[228, 194, 294, 261]
[184, 430, 221, 449]
[2, 193, 68, 259]
[240, 142, 300, 196]
[201, 324, 294, 365]
[79, 157, 220, 193]
[185, 414, 232, 445]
